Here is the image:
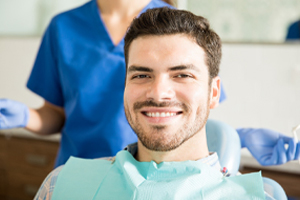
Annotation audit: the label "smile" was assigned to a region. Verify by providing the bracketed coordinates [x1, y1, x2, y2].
[142, 111, 182, 117]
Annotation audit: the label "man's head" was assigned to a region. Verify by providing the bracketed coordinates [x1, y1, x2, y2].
[124, 7, 222, 81]
[123, 7, 222, 153]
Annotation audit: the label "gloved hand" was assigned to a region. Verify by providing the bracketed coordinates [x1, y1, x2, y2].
[237, 128, 300, 166]
[0, 99, 29, 129]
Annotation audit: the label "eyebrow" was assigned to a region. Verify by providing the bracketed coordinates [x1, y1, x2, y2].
[168, 64, 200, 72]
[127, 66, 153, 73]
[127, 64, 200, 73]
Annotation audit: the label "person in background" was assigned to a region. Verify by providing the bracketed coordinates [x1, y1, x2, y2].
[0, 0, 173, 168]
[0, 0, 299, 168]
[286, 19, 300, 40]
[34, 8, 268, 199]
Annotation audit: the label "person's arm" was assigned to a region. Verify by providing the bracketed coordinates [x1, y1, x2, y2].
[0, 99, 65, 135]
[26, 101, 65, 135]
[237, 128, 300, 166]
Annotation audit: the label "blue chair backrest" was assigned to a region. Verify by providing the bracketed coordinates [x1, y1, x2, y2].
[206, 119, 241, 175]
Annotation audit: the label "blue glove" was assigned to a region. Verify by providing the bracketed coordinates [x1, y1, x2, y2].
[0, 99, 29, 129]
[237, 128, 300, 166]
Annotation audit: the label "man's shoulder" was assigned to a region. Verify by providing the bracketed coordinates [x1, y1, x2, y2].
[60, 156, 115, 172]
[54, 156, 115, 179]
[33, 164, 64, 200]
[34, 156, 115, 200]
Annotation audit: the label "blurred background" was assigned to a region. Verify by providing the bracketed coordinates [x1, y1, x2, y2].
[1, 0, 300, 42]
[0, 0, 300, 199]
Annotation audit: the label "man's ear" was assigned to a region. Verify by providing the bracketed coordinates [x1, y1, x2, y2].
[209, 76, 221, 109]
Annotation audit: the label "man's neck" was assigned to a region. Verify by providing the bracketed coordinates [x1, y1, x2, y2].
[135, 130, 210, 163]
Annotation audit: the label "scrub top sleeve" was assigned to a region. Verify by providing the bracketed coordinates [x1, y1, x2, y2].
[286, 20, 300, 40]
[27, 17, 64, 107]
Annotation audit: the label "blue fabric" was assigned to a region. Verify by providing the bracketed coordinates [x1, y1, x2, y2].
[27, 0, 172, 167]
[286, 20, 300, 40]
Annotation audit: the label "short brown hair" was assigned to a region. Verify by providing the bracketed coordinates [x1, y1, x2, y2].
[124, 7, 222, 79]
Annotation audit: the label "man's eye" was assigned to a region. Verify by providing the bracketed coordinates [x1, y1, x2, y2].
[132, 74, 150, 79]
[176, 74, 191, 78]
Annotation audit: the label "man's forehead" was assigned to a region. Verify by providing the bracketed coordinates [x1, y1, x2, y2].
[131, 33, 196, 47]
[127, 34, 207, 72]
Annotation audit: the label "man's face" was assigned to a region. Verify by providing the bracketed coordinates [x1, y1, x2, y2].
[124, 34, 220, 151]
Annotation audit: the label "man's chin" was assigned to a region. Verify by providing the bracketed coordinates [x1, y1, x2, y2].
[151, 125, 167, 131]
[134, 124, 188, 151]
[139, 136, 185, 152]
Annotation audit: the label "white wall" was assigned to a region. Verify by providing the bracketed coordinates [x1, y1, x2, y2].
[0, 37, 43, 108]
[0, 0, 89, 36]
[210, 43, 300, 138]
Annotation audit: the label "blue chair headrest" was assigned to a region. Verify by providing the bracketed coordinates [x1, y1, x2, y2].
[206, 119, 241, 175]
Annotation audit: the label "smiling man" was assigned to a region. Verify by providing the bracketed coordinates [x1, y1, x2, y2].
[124, 33, 219, 164]
[34, 7, 267, 200]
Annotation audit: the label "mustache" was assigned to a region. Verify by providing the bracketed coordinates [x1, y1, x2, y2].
[133, 100, 189, 112]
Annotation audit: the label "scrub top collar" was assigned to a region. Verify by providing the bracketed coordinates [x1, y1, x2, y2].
[92, 0, 157, 48]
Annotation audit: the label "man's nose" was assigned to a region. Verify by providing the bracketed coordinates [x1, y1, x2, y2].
[146, 76, 175, 101]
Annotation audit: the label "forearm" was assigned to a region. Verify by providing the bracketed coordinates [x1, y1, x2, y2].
[26, 102, 65, 135]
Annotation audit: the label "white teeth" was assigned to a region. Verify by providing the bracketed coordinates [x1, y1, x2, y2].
[145, 112, 177, 117]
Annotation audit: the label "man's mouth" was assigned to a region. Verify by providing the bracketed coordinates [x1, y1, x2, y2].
[141, 111, 183, 117]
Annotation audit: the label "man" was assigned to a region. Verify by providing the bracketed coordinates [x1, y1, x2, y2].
[35, 7, 268, 199]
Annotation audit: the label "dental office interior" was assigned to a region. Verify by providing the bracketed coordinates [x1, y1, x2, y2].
[0, 0, 300, 199]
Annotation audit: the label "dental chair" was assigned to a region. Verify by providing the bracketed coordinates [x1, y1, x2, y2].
[206, 119, 287, 200]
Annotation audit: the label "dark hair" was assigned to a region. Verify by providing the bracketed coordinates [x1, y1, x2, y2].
[124, 7, 222, 79]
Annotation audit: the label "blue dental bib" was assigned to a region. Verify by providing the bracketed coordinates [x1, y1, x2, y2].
[52, 151, 265, 199]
